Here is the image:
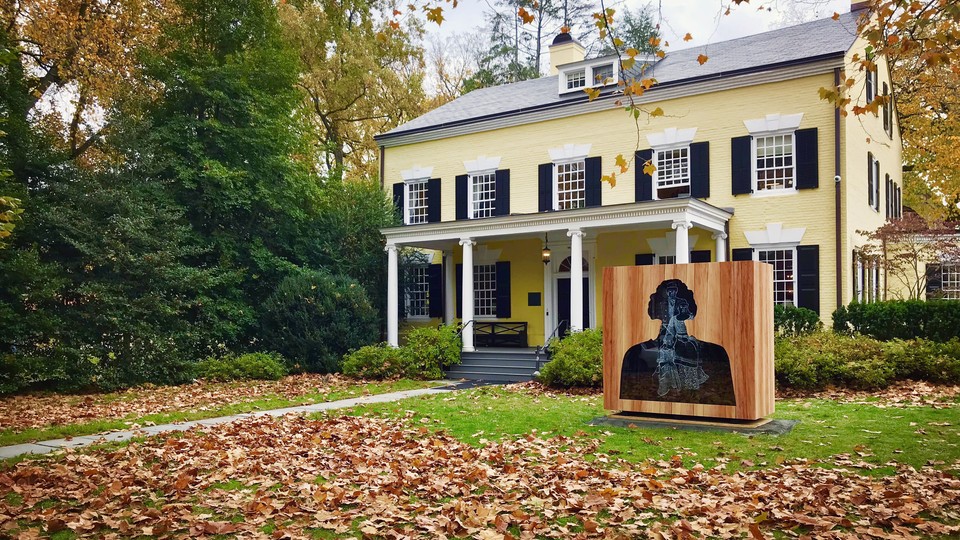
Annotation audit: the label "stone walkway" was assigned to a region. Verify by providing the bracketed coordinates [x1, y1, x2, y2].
[0, 384, 461, 460]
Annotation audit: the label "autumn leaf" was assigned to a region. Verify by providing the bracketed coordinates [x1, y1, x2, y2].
[601, 173, 616, 187]
[683, 33, 693, 41]
[517, 7, 534, 24]
[832, 12, 840, 20]
[697, 54, 709, 65]
[425, 6, 445, 25]
[615, 154, 629, 174]
[643, 160, 657, 176]
[583, 87, 601, 101]
[650, 106, 664, 117]
[625, 47, 639, 58]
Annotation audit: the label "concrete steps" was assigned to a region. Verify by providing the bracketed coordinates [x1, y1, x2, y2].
[445, 348, 544, 382]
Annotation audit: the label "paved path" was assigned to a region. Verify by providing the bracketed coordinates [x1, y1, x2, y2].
[0, 383, 463, 460]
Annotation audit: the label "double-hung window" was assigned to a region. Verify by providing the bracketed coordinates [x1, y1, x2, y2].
[758, 248, 796, 306]
[654, 146, 691, 199]
[565, 69, 586, 90]
[405, 179, 429, 225]
[469, 171, 496, 219]
[405, 266, 430, 318]
[555, 160, 586, 210]
[474, 264, 497, 317]
[754, 133, 795, 192]
[943, 265, 960, 300]
[868, 153, 880, 211]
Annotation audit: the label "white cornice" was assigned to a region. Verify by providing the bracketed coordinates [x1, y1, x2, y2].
[400, 166, 433, 181]
[378, 57, 843, 148]
[743, 222, 806, 248]
[647, 127, 698, 149]
[743, 113, 804, 135]
[381, 199, 732, 246]
[548, 143, 592, 162]
[463, 155, 502, 174]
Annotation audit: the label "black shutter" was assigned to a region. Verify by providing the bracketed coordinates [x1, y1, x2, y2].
[538, 163, 553, 212]
[867, 153, 873, 208]
[731, 136, 753, 195]
[797, 245, 820, 315]
[495, 261, 511, 318]
[585, 156, 602, 207]
[455, 174, 468, 220]
[635, 253, 655, 266]
[731, 248, 754, 261]
[393, 183, 405, 223]
[690, 250, 711, 263]
[494, 169, 510, 216]
[636, 149, 653, 202]
[883, 82, 890, 134]
[690, 142, 710, 198]
[455, 264, 463, 318]
[926, 263, 943, 299]
[428, 264, 443, 318]
[885, 175, 892, 219]
[795, 128, 819, 190]
[427, 178, 441, 223]
[866, 68, 875, 101]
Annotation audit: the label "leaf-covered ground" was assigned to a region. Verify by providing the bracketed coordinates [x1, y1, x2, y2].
[2, 384, 959, 539]
[0, 375, 433, 444]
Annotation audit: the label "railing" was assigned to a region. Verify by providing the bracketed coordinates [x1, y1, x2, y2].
[534, 319, 568, 372]
[473, 322, 528, 348]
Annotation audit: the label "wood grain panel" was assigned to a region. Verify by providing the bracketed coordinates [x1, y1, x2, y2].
[602, 261, 774, 420]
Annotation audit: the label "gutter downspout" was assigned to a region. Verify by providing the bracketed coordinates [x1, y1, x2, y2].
[834, 67, 843, 311]
[379, 145, 385, 190]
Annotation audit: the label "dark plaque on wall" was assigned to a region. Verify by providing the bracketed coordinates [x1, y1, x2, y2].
[528, 292, 542, 306]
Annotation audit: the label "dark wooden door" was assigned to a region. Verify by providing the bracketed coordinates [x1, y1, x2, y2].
[556, 277, 590, 338]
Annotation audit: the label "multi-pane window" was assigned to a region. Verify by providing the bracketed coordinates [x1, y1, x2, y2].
[658, 255, 676, 265]
[566, 69, 586, 90]
[469, 172, 496, 219]
[474, 264, 497, 317]
[866, 68, 877, 102]
[593, 64, 614, 84]
[655, 147, 690, 199]
[758, 248, 796, 305]
[405, 266, 429, 318]
[754, 134, 795, 191]
[555, 160, 586, 210]
[868, 153, 880, 211]
[406, 179, 428, 224]
[943, 265, 960, 300]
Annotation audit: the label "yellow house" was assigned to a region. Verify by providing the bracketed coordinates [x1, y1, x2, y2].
[376, 6, 902, 377]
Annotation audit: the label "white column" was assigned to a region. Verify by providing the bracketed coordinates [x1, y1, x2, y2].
[672, 219, 692, 264]
[713, 232, 728, 262]
[443, 250, 455, 325]
[459, 238, 476, 352]
[386, 243, 399, 347]
[568, 229, 585, 332]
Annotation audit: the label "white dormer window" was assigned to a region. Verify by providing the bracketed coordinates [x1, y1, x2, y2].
[559, 58, 619, 94]
[566, 69, 586, 90]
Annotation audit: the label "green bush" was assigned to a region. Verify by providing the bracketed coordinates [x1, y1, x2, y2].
[259, 270, 379, 373]
[194, 352, 287, 382]
[403, 325, 461, 380]
[539, 328, 603, 388]
[342, 344, 410, 379]
[341, 325, 461, 380]
[775, 332, 960, 390]
[833, 300, 960, 342]
[774, 304, 822, 336]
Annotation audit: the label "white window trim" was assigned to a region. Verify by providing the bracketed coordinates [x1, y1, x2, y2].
[869, 154, 881, 213]
[404, 265, 431, 320]
[749, 131, 798, 197]
[558, 58, 620, 94]
[466, 170, 497, 220]
[403, 177, 430, 225]
[753, 246, 799, 307]
[553, 159, 587, 211]
[651, 145, 692, 200]
[473, 263, 498, 320]
[941, 263, 960, 300]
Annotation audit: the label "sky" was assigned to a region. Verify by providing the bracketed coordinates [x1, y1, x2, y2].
[426, 0, 851, 56]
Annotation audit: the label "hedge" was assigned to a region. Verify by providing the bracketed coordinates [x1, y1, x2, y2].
[832, 300, 960, 342]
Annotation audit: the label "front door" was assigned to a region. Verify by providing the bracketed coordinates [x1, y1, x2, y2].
[556, 277, 590, 338]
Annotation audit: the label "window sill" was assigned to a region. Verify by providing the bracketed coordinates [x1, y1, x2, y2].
[750, 188, 799, 198]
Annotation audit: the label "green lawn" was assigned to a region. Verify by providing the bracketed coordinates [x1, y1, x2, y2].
[341, 385, 960, 474]
[0, 379, 438, 447]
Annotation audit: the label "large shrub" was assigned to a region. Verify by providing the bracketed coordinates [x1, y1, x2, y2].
[833, 300, 960, 342]
[539, 328, 603, 388]
[775, 332, 960, 390]
[774, 304, 822, 336]
[342, 344, 410, 379]
[194, 352, 287, 382]
[403, 325, 461, 380]
[341, 325, 461, 380]
[259, 270, 378, 373]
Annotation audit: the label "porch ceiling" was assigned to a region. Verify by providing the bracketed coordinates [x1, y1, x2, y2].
[381, 199, 733, 249]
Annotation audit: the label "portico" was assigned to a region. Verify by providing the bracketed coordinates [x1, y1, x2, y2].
[382, 198, 733, 351]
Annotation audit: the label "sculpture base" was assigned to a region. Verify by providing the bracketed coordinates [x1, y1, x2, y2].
[590, 411, 797, 435]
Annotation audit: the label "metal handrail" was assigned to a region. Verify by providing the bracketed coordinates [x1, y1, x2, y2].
[534, 319, 568, 373]
[437, 320, 474, 377]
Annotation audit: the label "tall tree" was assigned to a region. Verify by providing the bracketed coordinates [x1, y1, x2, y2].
[0, 0, 170, 163]
[598, 5, 659, 56]
[279, 0, 426, 177]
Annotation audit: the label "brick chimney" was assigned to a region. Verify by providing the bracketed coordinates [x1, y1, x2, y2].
[850, 1, 872, 11]
[549, 32, 585, 75]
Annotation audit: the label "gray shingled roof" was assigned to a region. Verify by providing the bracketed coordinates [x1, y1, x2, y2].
[380, 11, 862, 138]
